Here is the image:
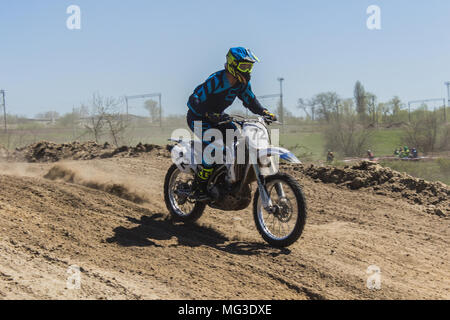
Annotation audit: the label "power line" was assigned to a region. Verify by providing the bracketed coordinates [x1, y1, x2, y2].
[407, 97, 446, 122]
[124, 92, 162, 127]
[255, 77, 285, 130]
[258, 94, 280, 99]
[252, 94, 279, 117]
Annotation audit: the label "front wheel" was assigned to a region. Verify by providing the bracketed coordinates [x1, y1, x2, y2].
[253, 173, 307, 248]
[164, 164, 206, 222]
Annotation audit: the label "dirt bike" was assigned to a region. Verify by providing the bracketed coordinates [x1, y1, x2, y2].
[164, 115, 307, 247]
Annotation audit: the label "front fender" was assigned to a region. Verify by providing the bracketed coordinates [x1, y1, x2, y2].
[258, 147, 301, 164]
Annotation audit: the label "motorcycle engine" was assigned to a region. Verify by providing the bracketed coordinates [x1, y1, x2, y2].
[208, 183, 252, 211]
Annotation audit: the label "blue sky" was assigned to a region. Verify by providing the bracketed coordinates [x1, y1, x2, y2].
[1, 0, 449, 117]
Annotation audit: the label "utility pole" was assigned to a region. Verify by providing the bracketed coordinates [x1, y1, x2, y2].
[278, 77, 285, 130]
[72, 106, 76, 140]
[125, 96, 129, 122]
[159, 93, 162, 128]
[408, 98, 445, 122]
[371, 95, 376, 126]
[445, 82, 450, 122]
[408, 102, 411, 122]
[0, 90, 6, 132]
[336, 99, 340, 122]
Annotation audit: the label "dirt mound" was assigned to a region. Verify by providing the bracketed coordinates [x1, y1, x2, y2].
[0, 145, 8, 159]
[44, 164, 147, 204]
[9, 141, 170, 163]
[282, 161, 449, 216]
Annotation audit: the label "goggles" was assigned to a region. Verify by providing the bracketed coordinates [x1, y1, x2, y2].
[236, 62, 254, 73]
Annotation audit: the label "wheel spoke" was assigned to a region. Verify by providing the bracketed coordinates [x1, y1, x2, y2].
[257, 179, 299, 241]
[169, 169, 195, 217]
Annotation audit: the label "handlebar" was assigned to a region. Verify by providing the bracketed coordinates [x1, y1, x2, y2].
[218, 115, 281, 126]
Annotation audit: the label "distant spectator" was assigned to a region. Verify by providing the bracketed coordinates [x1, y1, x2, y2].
[401, 146, 410, 158]
[326, 150, 335, 163]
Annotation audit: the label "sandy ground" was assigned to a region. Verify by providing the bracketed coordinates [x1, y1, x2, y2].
[0, 155, 448, 300]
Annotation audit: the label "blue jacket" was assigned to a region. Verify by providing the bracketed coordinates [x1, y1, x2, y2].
[187, 70, 266, 119]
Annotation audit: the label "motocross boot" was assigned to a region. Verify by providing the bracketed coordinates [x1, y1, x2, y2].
[191, 167, 214, 201]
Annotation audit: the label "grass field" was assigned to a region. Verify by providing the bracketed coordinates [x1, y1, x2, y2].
[279, 128, 405, 161]
[0, 124, 410, 160]
[1, 123, 449, 185]
[378, 159, 450, 185]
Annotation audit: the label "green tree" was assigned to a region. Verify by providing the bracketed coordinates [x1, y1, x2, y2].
[365, 92, 377, 125]
[390, 96, 402, 116]
[354, 81, 367, 122]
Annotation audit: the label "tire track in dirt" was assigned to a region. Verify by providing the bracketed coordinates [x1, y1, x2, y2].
[0, 155, 448, 299]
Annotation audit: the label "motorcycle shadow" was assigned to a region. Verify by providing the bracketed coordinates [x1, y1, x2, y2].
[106, 213, 290, 257]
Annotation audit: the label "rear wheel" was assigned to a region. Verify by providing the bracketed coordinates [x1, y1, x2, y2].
[253, 173, 307, 247]
[164, 164, 206, 222]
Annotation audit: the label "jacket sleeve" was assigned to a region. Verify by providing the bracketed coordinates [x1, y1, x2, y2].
[238, 82, 267, 116]
[187, 74, 220, 117]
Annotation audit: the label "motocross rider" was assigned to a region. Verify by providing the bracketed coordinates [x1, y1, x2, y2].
[186, 47, 277, 201]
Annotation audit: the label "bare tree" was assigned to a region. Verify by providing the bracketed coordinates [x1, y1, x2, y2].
[298, 92, 340, 123]
[324, 114, 373, 157]
[298, 98, 315, 121]
[403, 112, 439, 154]
[104, 112, 127, 147]
[84, 93, 127, 146]
[323, 100, 373, 157]
[313, 92, 340, 122]
[84, 95, 105, 142]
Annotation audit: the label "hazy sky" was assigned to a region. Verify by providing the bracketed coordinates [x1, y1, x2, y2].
[1, 0, 449, 117]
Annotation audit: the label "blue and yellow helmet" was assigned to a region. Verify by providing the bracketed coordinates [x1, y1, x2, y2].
[226, 47, 259, 83]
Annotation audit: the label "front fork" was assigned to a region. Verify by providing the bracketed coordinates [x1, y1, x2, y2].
[253, 164, 286, 213]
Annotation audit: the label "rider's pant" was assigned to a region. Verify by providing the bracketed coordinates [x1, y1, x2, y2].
[186, 110, 237, 169]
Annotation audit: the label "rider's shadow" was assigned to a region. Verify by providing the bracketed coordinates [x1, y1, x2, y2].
[106, 213, 290, 256]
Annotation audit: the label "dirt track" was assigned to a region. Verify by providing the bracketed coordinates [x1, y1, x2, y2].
[0, 153, 448, 300]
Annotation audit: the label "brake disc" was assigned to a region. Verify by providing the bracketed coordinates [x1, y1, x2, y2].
[276, 198, 293, 223]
